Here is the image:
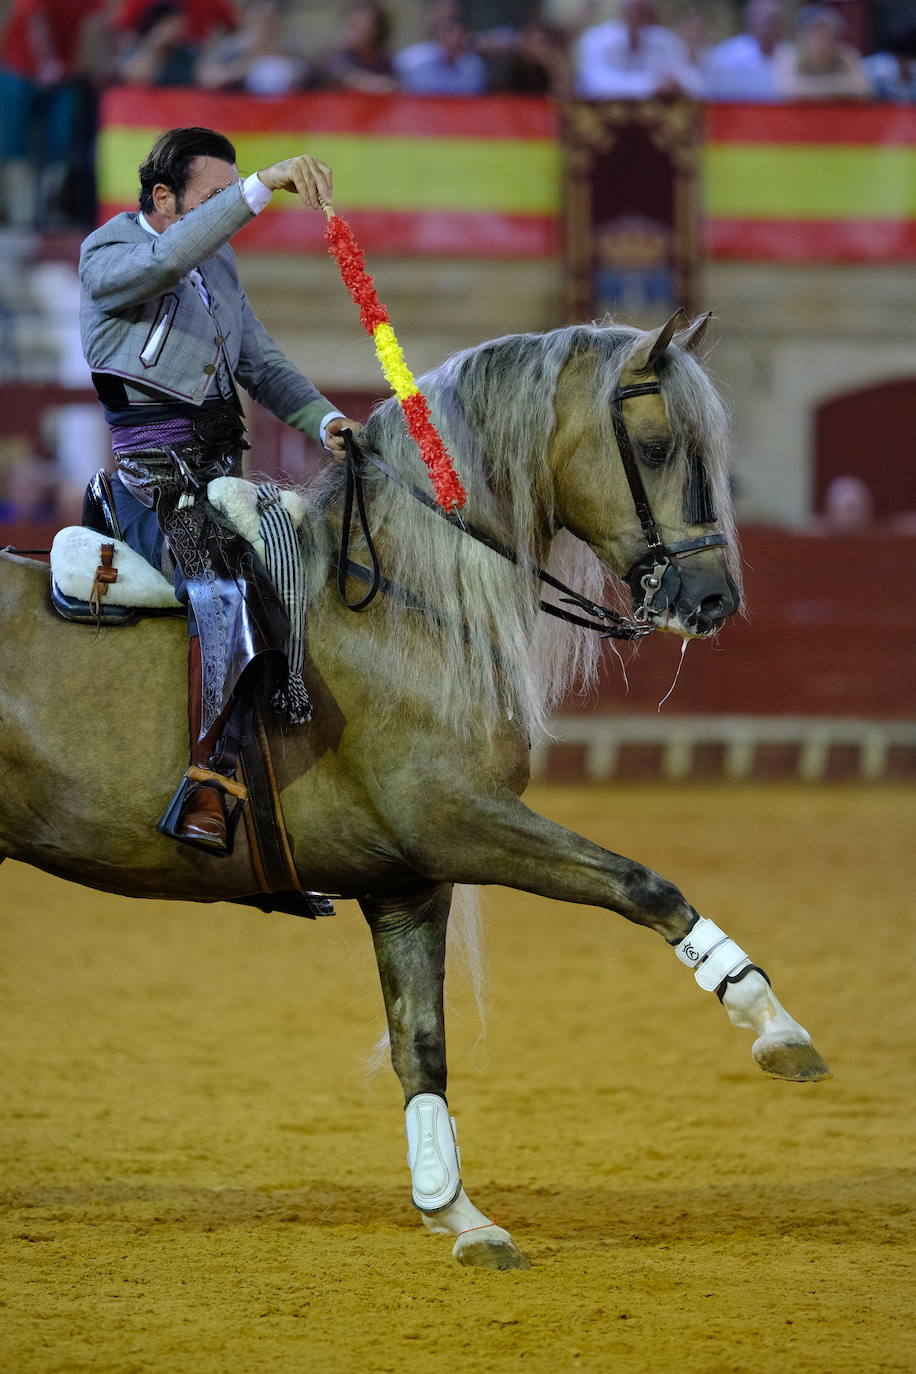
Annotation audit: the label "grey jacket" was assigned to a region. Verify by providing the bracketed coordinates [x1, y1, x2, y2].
[79, 180, 333, 438]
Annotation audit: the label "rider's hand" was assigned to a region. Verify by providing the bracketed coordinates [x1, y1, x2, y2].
[256, 155, 333, 211]
[324, 418, 363, 456]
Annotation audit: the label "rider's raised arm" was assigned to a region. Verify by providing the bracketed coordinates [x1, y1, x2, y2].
[79, 182, 256, 313]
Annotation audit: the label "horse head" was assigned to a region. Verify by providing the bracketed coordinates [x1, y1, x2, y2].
[551, 311, 741, 638]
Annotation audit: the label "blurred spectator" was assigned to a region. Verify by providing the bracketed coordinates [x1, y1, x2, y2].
[112, 0, 237, 45]
[676, 6, 712, 71]
[485, 18, 572, 96]
[574, 0, 705, 99]
[807, 475, 875, 534]
[310, 2, 397, 95]
[116, 2, 201, 86]
[773, 5, 869, 100]
[197, 0, 307, 95]
[394, 2, 488, 95]
[705, 0, 785, 101]
[0, 0, 104, 230]
[865, 20, 916, 102]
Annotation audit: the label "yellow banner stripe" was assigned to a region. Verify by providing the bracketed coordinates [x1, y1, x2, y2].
[705, 144, 916, 220]
[98, 127, 561, 215]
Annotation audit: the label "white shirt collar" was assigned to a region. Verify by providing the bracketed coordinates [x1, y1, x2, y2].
[137, 211, 159, 236]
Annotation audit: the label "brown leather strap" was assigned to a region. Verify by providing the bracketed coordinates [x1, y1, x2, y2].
[89, 543, 119, 616]
[185, 765, 249, 801]
[238, 704, 304, 895]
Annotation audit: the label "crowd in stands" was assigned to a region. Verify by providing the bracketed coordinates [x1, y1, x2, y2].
[1, 0, 915, 232]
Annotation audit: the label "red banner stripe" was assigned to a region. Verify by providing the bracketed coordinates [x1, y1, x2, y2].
[705, 103, 916, 146]
[706, 216, 916, 261]
[98, 203, 559, 258]
[101, 86, 559, 141]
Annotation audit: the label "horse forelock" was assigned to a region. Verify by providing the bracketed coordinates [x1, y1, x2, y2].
[300, 323, 738, 737]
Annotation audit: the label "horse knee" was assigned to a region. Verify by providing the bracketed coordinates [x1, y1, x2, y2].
[621, 863, 690, 929]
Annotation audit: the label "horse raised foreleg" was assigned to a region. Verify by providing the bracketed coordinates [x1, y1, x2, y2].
[421, 794, 829, 1083]
[361, 884, 531, 1270]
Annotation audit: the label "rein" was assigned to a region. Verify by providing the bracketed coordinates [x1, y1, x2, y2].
[336, 431, 649, 641]
[612, 382, 728, 622]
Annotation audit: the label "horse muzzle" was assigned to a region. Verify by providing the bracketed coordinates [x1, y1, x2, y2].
[627, 554, 739, 637]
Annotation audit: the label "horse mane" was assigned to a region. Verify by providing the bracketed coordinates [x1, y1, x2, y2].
[303, 323, 737, 740]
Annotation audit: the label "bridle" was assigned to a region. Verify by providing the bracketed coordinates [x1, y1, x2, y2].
[612, 381, 728, 623]
[337, 432, 649, 639]
[336, 381, 729, 634]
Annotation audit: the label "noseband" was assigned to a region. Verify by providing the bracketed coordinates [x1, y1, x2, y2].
[612, 382, 728, 623]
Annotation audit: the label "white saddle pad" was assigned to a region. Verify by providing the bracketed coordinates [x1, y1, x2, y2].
[49, 477, 309, 611]
[50, 527, 180, 608]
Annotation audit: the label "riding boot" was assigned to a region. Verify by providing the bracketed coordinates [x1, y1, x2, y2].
[158, 636, 246, 855]
[177, 635, 232, 851]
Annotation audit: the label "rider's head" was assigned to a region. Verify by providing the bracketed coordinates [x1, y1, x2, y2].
[138, 127, 239, 223]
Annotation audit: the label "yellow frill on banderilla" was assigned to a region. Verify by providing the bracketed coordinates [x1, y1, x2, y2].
[372, 322, 419, 402]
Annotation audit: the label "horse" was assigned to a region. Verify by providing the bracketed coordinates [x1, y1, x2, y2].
[0, 312, 829, 1271]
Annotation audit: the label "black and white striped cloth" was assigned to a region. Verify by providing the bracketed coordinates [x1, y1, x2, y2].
[255, 482, 312, 725]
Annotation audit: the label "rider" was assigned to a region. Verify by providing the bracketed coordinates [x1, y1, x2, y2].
[79, 125, 363, 855]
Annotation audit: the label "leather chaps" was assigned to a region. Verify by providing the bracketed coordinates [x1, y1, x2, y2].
[115, 413, 290, 736]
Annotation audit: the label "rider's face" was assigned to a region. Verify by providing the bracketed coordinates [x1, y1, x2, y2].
[151, 157, 240, 226]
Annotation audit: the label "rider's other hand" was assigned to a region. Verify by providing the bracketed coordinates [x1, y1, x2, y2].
[256, 155, 333, 211]
[324, 418, 364, 456]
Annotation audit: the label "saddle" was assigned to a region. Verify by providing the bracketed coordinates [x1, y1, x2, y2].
[50, 470, 333, 923]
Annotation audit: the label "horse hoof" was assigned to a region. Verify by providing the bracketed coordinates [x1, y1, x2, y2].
[453, 1226, 532, 1271]
[753, 1034, 831, 1082]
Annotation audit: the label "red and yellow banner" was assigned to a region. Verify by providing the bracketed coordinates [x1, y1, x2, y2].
[97, 90, 916, 263]
[97, 88, 561, 258]
[704, 104, 916, 262]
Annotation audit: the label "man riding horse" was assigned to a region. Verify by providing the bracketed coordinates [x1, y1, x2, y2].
[78, 126, 362, 856]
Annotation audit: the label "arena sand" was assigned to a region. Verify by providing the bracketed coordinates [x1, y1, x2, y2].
[1, 783, 914, 1374]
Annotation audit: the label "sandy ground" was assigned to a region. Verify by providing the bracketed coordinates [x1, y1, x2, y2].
[2, 783, 915, 1374]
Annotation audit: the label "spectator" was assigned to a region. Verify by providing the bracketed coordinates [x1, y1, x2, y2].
[394, 2, 488, 96]
[486, 17, 572, 96]
[574, 0, 705, 100]
[197, 0, 307, 95]
[705, 0, 786, 101]
[112, 0, 237, 46]
[116, 2, 201, 86]
[807, 475, 875, 534]
[310, 2, 397, 95]
[773, 5, 869, 101]
[0, 0, 104, 230]
[865, 20, 916, 102]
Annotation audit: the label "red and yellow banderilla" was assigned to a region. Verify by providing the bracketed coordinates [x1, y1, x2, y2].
[321, 202, 467, 513]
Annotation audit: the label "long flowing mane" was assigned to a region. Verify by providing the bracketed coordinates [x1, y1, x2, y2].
[304, 323, 736, 739]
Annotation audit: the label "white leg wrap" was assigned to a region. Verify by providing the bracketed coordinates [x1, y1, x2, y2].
[675, 917, 751, 992]
[405, 1093, 461, 1213]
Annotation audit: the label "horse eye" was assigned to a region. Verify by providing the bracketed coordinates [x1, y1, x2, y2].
[641, 439, 673, 467]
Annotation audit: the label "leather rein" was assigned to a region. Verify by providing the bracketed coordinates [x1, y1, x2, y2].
[336, 432, 647, 641]
[336, 382, 727, 637]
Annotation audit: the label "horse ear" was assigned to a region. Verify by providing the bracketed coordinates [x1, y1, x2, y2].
[677, 312, 713, 356]
[630, 308, 687, 374]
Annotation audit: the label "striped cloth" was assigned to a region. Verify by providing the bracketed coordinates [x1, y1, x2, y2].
[255, 482, 312, 725]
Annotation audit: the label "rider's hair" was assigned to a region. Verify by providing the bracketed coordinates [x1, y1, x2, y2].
[138, 127, 237, 213]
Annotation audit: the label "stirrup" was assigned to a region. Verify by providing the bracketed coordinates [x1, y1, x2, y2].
[157, 770, 246, 857]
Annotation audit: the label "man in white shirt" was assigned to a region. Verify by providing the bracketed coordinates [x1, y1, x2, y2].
[574, 0, 705, 99]
[705, 0, 786, 102]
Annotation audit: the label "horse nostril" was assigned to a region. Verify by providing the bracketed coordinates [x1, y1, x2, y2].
[698, 593, 729, 624]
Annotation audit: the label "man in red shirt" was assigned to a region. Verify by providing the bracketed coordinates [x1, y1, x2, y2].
[0, 0, 104, 227]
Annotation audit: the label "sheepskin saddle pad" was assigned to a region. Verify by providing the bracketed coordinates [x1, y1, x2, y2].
[49, 477, 308, 625]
